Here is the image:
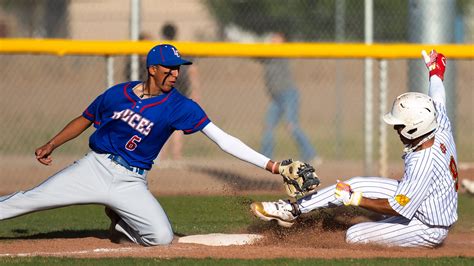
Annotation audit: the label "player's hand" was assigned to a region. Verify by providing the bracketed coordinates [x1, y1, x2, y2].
[35, 142, 55, 165]
[334, 180, 362, 206]
[421, 49, 446, 81]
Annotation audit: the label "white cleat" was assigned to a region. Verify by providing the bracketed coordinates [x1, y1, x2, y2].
[251, 200, 297, 228]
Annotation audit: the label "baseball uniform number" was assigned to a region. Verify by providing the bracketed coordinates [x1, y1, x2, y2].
[449, 156, 458, 191]
[125, 135, 142, 151]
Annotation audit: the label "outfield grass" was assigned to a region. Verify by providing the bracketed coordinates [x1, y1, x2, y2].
[0, 194, 473, 264]
[455, 193, 474, 232]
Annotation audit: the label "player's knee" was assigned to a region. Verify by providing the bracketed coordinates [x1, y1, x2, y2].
[345, 225, 364, 244]
[143, 228, 174, 246]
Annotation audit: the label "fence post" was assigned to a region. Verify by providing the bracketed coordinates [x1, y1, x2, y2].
[379, 59, 388, 177]
[106, 56, 114, 88]
[364, 0, 374, 175]
[130, 0, 141, 81]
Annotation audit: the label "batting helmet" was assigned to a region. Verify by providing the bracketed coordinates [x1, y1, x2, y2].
[383, 92, 437, 140]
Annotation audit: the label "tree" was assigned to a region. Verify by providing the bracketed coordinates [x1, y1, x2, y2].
[205, 0, 412, 42]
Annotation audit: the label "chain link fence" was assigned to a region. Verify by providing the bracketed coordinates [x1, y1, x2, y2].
[2, 0, 472, 42]
[0, 0, 473, 194]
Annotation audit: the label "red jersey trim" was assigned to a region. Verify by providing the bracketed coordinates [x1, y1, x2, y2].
[123, 83, 136, 109]
[83, 109, 100, 126]
[184, 116, 208, 133]
[139, 91, 173, 113]
[83, 108, 94, 119]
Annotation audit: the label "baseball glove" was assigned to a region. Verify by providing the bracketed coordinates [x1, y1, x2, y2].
[279, 159, 320, 198]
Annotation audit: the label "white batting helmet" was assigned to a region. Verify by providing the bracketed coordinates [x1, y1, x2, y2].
[383, 92, 437, 140]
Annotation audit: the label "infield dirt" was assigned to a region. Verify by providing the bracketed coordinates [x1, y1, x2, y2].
[0, 225, 472, 259]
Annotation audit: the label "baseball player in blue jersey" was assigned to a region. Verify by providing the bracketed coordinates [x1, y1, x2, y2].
[0, 44, 297, 246]
[251, 50, 459, 247]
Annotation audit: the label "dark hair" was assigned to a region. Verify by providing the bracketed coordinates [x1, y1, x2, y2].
[162, 23, 176, 40]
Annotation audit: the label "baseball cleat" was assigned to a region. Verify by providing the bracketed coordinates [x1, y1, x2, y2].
[251, 200, 297, 227]
[105, 207, 130, 244]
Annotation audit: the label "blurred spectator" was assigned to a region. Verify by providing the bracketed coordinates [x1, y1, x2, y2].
[260, 32, 319, 164]
[0, 22, 8, 37]
[160, 22, 201, 164]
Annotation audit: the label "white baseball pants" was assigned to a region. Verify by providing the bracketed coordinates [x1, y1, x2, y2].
[297, 177, 448, 247]
[0, 151, 173, 246]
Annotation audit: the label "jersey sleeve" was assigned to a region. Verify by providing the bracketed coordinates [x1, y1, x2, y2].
[82, 93, 105, 128]
[429, 76, 451, 133]
[388, 152, 433, 219]
[172, 100, 211, 135]
[428, 76, 446, 107]
[201, 122, 270, 169]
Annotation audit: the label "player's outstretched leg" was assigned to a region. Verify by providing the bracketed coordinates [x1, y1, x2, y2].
[251, 177, 398, 227]
[0, 152, 109, 221]
[298, 176, 398, 213]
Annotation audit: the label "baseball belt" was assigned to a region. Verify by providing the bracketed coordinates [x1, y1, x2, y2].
[107, 154, 145, 175]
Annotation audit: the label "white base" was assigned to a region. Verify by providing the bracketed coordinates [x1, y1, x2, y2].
[178, 233, 263, 246]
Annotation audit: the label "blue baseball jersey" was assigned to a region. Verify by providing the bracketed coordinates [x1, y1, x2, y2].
[82, 81, 210, 170]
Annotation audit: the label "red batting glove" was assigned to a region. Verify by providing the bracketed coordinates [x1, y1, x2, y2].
[421, 49, 446, 81]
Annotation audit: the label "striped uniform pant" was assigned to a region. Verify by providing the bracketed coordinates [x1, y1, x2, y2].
[297, 177, 448, 247]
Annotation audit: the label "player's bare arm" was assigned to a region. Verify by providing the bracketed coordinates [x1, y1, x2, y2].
[359, 198, 400, 216]
[35, 116, 92, 165]
[265, 160, 279, 174]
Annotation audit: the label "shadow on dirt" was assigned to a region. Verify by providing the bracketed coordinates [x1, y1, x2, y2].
[0, 229, 109, 240]
[188, 165, 280, 191]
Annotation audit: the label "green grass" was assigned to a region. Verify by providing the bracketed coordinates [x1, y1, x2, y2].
[454, 193, 474, 232]
[1, 194, 473, 264]
[161, 195, 255, 235]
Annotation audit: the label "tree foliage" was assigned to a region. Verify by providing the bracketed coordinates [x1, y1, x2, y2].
[206, 0, 413, 42]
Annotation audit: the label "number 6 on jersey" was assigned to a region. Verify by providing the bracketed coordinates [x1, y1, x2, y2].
[125, 135, 142, 151]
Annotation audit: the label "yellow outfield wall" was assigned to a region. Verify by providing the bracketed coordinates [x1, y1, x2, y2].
[0, 38, 473, 59]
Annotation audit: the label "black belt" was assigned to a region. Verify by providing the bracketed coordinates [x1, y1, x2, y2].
[107, 154, 145, 175]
